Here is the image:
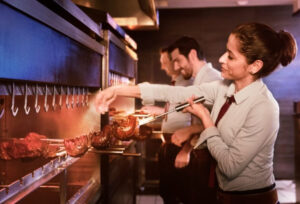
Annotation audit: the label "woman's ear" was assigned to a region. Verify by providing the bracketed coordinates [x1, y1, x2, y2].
[249, 59, 263, 74]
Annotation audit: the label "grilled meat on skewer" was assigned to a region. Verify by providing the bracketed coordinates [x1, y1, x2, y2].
[0, 132, 59, 160]
[64, 135, 89, 157]
[43, 144, 61, 158]
[112, 115, 137, 141]
[0, 141, 11, 160]
[91, 125, 111, 149]
[132, 125, 152, 141]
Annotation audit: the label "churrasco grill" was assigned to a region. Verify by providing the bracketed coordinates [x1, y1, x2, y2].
[0, 0, 139, 203]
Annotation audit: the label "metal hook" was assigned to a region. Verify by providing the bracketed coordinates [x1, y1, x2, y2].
[66, 87, 70, 109]
[71, 87, 75, 109]
[81, 87, 85, 107]
[85, 88, 89, 106]
[24, 83, 30, 115]
[76, 87, 80, 108]
[52, 85, 56, 111]
[0, 108, 4, 119]
[35, 84, 40, 113]
[59, 86, 63, 109]
[44, 85, 49, 112]
[0, 99, 4, 119]
[11, 82, 19, 116]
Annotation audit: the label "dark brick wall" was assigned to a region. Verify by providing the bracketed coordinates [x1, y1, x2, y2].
[128, 5, 300, 179]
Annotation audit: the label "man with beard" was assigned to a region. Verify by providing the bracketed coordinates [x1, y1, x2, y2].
[141, 46, 193, 133]
[158, 36, 221, 204]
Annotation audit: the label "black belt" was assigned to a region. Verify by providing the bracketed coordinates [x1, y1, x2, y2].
[219, 183, 276, 195]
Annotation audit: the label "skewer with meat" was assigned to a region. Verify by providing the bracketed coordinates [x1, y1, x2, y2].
[43, 144, 61, 158]
[0, 132, 59, 160]
[112, 115, 138, 141]
[132, 125, 152, 141]
[91, 125, 111, 149]
[64, 135, 89, 157]
[0, 141, 12, 160]
[3, 132, 47, 159]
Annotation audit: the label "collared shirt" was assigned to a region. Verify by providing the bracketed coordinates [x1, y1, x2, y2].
[193, 62, 221, 85]
[162, 63, 221, 133]
[191, 63, 222, 125]
[161, 75, 193, 133]
[138, 79, 279, 191]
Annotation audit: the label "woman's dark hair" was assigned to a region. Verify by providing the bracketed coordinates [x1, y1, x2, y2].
[168, 36, 205, 60]
[232, 22, 297, 78]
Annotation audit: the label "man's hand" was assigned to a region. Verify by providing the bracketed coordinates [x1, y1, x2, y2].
[171, 124, 203, 147]
[171, 127, 191, 147]
[174, 148, 191, 168]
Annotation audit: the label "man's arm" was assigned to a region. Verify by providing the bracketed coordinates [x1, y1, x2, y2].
[174, 134, 199, 168]
[173, 124, 203, 168]
[171, 124, 203, 146]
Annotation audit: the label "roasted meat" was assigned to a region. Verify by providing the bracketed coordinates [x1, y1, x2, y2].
[112, 115, 137, 140]
[132, 125, 152, 140]
[22, 132, 48, 157]
[42, 144, 60, 158]
[0, 141, 11, 160]
[0, 132, 55, 160]
[64, 135, 89, 157]
[91, 125, 111, 149]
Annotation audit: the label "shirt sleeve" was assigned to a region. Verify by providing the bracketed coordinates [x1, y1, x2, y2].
[199, 99, 279, 179]
[194, 126, 219, 147]
[138, 80, 222, 106]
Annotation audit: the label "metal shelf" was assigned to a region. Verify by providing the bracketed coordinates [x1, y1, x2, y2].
[0, 155, 80, 203]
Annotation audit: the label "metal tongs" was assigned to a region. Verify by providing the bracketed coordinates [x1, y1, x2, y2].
[138, 96, 205, 125]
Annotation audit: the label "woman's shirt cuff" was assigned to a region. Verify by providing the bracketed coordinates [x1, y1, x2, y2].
[194, 126, 219, 149]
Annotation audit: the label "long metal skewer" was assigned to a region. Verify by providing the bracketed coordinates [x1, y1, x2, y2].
[139, 96, 205, 125]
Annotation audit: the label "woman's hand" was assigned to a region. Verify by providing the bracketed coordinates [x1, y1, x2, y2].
[174, 149, 191, 168]
[94, 87, 117, 114]
[94, 85, 141, 114]
[184, 95, 215, 129]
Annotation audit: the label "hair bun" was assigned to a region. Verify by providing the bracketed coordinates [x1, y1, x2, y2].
[278, 30, 297, 66]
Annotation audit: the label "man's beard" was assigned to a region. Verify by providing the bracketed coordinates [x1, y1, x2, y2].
[182, 70, 192, 80]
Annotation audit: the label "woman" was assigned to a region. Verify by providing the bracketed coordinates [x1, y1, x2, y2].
[94, 23, 297, 203]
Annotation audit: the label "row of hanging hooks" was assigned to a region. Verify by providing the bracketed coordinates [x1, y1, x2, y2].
[6, 82, 90, 117]
[0, 98, 4, 119]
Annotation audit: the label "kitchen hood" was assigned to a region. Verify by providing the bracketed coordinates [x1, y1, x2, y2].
[72, 0, 159, 30]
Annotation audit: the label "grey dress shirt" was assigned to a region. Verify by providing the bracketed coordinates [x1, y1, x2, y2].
[138, 79, 279, 191]
[191, 63, 222, 125]
[161, 75, 193, 133]
[161, 63, 221, 133]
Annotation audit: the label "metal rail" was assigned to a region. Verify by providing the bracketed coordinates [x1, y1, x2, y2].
[0, 155, 79, 203]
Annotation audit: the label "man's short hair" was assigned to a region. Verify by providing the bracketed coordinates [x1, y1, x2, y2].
[160, 46, 172, 60]
[168, 36, 205, 60]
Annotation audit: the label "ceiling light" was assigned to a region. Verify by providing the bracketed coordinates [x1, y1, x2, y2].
[236, 0, 249, 6]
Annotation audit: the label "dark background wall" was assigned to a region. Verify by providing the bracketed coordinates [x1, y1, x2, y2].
[128, 5, 300, 179]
